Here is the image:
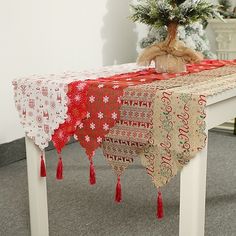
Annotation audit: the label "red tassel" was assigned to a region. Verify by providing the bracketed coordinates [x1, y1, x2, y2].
[40, 155, 46, 177]
[56, 156, 63, 180]
[157, 189, 164, 219]
[115, 176, 122, 203]
[89, 160, 96, 185]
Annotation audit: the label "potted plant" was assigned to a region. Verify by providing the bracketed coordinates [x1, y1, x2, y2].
[130, 0, 220, 73]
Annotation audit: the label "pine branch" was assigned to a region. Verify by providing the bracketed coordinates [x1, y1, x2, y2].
[130, 0, 219, 28]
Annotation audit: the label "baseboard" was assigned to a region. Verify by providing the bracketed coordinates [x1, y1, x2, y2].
[0, 137, 76, 168]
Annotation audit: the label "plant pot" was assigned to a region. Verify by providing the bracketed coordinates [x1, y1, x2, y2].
[137, 22, 203, 73]
[154, 54, 187, 73]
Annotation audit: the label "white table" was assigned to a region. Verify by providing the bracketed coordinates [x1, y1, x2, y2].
[25, 87, 236, 236]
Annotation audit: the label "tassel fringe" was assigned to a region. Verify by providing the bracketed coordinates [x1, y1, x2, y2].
[56, 156, 63, 180]
[40, 155, 46, 177]
[115, 176, 122, 203]
[157, 189, 164, 219]
[89, 160, 96, 185]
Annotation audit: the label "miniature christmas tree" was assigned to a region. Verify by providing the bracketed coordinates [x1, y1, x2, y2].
[130, 0, 221, 73]
[140, 23, 216, 59]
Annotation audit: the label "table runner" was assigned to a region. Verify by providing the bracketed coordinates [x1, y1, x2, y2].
[103, 63, 236, 189]
[73, 68, 181, 184]
[13, 60, 236, 218]
[13, 63, 146, 150]
[102, 62, 236, 217]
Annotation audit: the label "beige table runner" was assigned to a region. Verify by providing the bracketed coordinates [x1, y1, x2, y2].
[103, 65, 236, 188]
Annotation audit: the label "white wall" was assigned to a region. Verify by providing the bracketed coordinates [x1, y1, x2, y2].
[0, 0, 141, 144]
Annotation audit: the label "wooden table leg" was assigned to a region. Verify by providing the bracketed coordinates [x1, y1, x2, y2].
[179, 143, 208, 236]
[25, 136, 49, 236]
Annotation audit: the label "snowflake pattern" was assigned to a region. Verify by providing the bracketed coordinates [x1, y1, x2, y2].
[113, 85, 119, 89]
[86, 112, 91, 118]
[103, 96, 109, 103]
[90, 122, 95, 130]
[85, 135, 90, 142]
[75, 95, 81, 102]
[103, 123, 109, 131]
[111, 112, 117, 120]
[117, 96, 122, 104]
[97, 136, 102, 143]
[89, 95, 95, 103]
[98, 112, 104, 119]
[77, 83, 86, 91]
[79, 122, 84, 129]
